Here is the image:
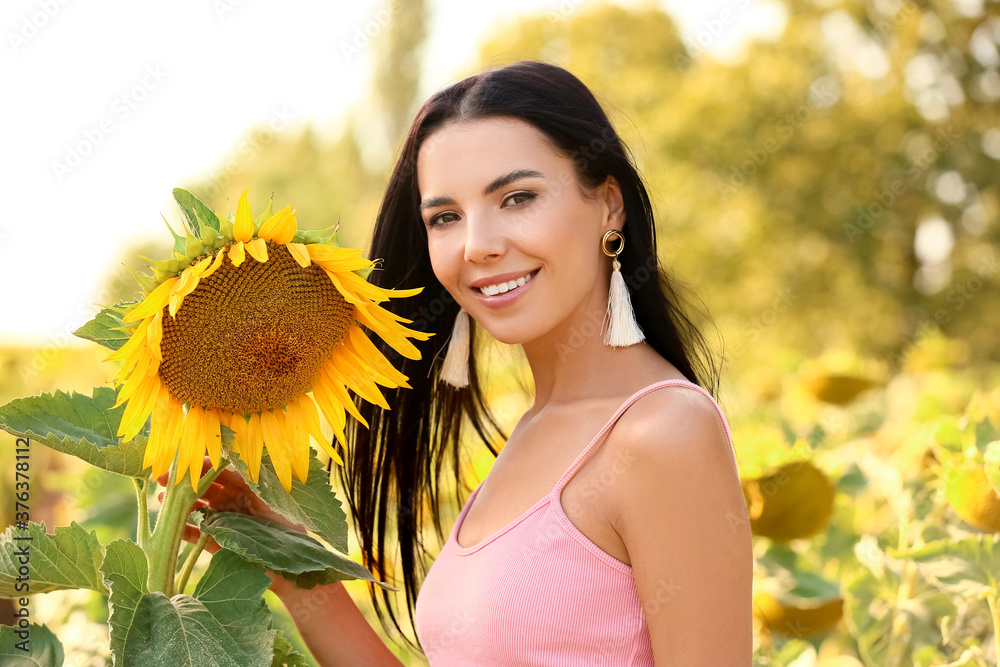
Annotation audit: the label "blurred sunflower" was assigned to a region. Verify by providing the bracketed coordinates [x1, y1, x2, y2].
[107, 187, 431, 493]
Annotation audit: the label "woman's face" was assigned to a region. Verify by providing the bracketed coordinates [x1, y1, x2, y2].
[416, 116, 623, 346]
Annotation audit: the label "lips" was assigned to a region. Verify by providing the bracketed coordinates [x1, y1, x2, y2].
[473, 269, 539, 295]
[471, 268, 539, 308]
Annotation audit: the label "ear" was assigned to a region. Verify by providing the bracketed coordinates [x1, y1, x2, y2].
[601, 175, 626, 234]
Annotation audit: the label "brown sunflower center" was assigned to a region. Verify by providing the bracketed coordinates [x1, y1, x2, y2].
[158, 241, 354, 414]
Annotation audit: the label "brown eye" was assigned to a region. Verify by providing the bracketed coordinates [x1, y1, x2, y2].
[428, 211, 459, 227]
[503, 192, 536, 207]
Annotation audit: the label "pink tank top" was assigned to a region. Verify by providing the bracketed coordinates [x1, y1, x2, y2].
[414, 379, 738, 665]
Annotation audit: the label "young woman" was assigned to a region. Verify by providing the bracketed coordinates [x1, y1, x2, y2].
[163, 60, 753, 665]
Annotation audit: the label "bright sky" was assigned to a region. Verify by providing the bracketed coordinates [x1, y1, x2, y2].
[0, 0, 784, 344]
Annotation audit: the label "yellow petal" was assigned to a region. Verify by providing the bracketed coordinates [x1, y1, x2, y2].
[142, 387, 172, 470]
[169, 266, 202, 317]
[226, 413, 246, 456]
[310, 370, 353, 448]
[113, 350, 158, 406]
[315, 358, 369, 428]
[175, 406, 206, 493]
[383, 286, 424, 298]
[204, 408, 222, 471]
[123, 277, 179, 323]
[286, 242, 311, 268]
[328, 345, 390, 409]
[243, 413, 265, 483]
[147, 311, 163, 363]
[324, 268, 393, 304]
[260, 410, 293, 493]
[245, 238, 268, 263]
[258, 205, 296, 245]
[307, 244, 367, 263]
[117, 375, 160, 442]
[314, 254, 375, 274]
[105, 318, 152, 363]
[283, 401, 310, 484]
[149, 394, 183, 480]
[297, 394, 344, 466]
[234, 186, 254, 242]
[345, 325, 410, 388]
[198, 250, 225, 280]
[189, 256, 212, 275]
[228, 241, 246, 267]
[353, 306, 425, 361]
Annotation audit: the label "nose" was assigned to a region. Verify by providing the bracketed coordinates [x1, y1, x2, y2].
[463, 210, 506, 264]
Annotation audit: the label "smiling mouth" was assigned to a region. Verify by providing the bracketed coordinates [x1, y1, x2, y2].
[475, 269, 539, 296]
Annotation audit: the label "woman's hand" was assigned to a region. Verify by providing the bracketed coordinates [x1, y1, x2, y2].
[156, 455, 307, 596]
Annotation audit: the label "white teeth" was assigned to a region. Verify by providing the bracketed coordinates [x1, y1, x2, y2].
[479, 270, 535, 296]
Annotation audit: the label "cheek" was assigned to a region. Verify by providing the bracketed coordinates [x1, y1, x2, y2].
[427, 239, 457, 286]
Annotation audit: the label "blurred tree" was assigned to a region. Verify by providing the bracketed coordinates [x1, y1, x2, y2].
[177, 0, 429, 254]
[473, 0, 999, 381]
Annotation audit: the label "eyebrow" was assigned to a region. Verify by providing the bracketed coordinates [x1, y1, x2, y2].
[419, 169, 544, 211]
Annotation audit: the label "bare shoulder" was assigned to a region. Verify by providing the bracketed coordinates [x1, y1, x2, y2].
[608, 382, 734, 473]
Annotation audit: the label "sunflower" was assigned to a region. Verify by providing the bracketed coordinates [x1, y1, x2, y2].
[107, 187, 432, 493]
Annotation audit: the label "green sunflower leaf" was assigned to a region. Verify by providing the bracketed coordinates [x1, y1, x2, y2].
[191, 548, 276, 659]
[0, 622, 64, 666]
[0, 521, 107, 597]
[292, 225, 338, 245]
[101, 539, 276, 667]
[891, 534, 1000, 599]
[173, 188, 223, 240]
[225, 449, 349, 553]
[98, 538, 148, 662]
[0, 387, 150, 478]
[73, 303, 136, 351]
[195, 510, 395, 592]
[270, 630, 308, 667]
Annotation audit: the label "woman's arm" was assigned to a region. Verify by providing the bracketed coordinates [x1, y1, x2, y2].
[609, 388, 754, 665]
[270, 578, 405, 667]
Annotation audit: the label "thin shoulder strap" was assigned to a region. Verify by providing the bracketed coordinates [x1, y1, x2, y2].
[552, 379, 726, 493]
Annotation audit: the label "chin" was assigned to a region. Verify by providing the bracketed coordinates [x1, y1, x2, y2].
[474, 319, 536, 346]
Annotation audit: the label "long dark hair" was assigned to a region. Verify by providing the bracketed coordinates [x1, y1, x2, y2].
[333, 60, 722, 653]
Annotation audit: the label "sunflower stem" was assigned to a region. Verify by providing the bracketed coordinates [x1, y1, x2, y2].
[146, 458, 226, 595]
[175, 530, 211, 594]
[132, 477, 151, 551]
[988, 591, 1000, 663]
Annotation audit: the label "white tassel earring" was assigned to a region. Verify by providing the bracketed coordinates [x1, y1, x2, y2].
[601, 230, 645, 347]
[440, 307, 471, 387]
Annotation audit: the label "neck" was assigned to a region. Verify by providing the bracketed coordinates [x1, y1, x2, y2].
[519, 280, 656, 410]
